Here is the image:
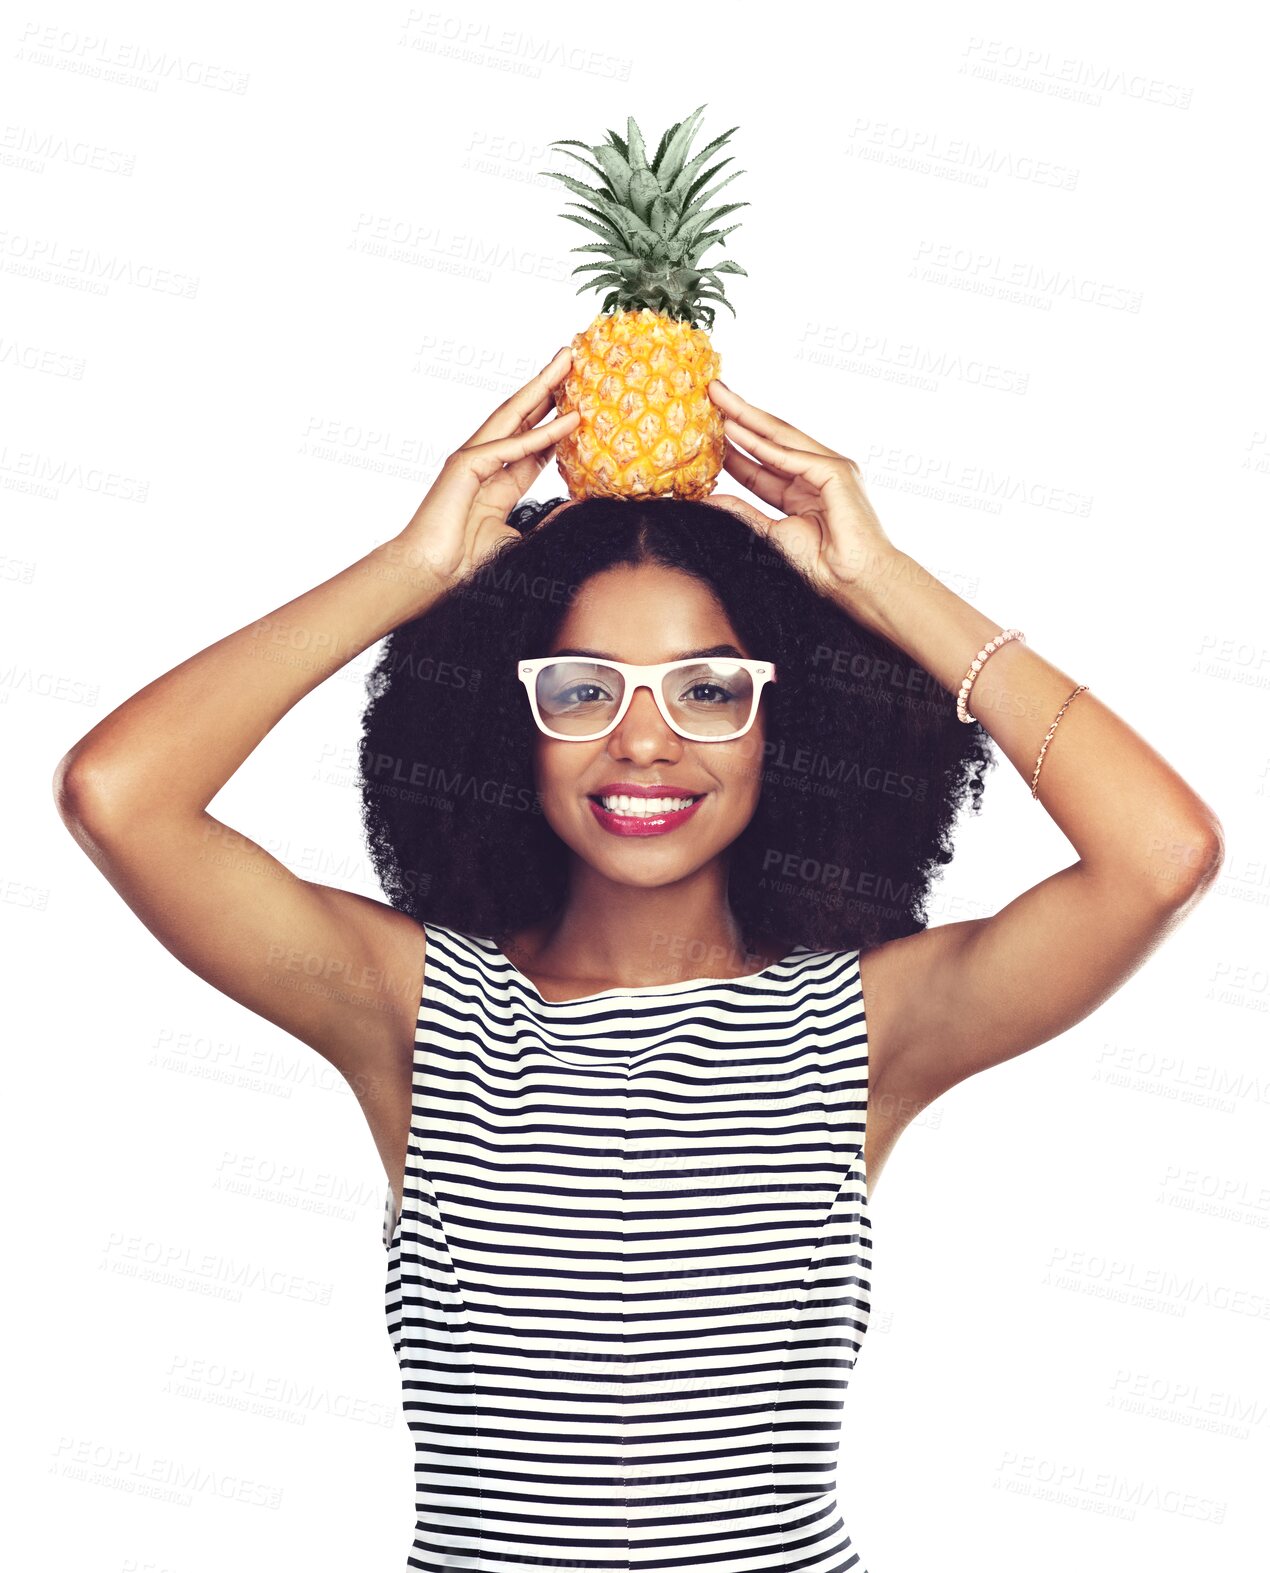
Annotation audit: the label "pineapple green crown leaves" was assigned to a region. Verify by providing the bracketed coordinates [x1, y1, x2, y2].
[542, 103, 748, 332]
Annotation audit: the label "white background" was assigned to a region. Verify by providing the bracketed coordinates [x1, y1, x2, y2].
[4, 1, 1268, 1569]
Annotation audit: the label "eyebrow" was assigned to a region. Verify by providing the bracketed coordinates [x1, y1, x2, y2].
[550, 643, 747, 662]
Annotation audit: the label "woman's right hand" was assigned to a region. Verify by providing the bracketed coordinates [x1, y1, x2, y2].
[397, 345, 579, 584]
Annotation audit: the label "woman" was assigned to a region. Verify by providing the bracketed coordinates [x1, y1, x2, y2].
[53, 347, 1223, 1571]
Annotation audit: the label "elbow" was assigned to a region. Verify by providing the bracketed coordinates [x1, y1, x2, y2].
[52, 750, 80, 825]
[52, 748, 127, 835]
[1157, 816, 1225, 905]
[1190, 816, 1226, 887]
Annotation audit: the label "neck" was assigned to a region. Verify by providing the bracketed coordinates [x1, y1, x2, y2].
[517, 857, 768, 987]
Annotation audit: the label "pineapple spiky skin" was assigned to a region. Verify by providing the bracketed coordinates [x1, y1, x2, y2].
[553, 309, 724, 500]
[543, 105, 746, 501]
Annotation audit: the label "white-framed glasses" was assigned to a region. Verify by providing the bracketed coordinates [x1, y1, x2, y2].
[517, 656, 778, 743]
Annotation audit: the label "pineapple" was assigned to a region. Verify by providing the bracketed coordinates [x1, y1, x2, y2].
[543, 104, 747, 500]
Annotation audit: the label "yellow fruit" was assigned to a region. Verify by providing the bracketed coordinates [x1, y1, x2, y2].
[542, 105, 747, 501]
[553, 308, 724, 500]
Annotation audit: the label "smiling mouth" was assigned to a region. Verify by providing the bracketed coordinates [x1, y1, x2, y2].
[587, 791, 706, 817]
[585, 791, 708, 837]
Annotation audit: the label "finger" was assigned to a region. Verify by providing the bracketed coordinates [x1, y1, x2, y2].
[427, 409, 576, 517]
[475, 392, 575, 499]
[699, 492, 775, 534]
[722, 429, 801, 482]
[499, 441, 558, 496]
[461, 346, 573, 449]
[509, 390, 556, 437]
[719, 440, 792, 511]
[709, 380, 843, 459]
[722, 417, 845, 491]
[465, 349, 570, 446]
[463, 408, 579, 484]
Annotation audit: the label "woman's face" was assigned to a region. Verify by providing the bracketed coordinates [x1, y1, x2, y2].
[530, 562, 769, 889]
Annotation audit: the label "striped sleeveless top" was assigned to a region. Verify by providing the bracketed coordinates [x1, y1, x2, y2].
[382, 919, 873, 1572]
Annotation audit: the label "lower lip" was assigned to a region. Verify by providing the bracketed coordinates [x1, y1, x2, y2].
[587, 796, 705, 837]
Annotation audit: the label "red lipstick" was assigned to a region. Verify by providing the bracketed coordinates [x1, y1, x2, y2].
[586, 784, 707, 838]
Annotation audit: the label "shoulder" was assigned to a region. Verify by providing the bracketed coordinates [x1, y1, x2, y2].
[377, 916, 499, 1037]
[391, 916, 499, 984]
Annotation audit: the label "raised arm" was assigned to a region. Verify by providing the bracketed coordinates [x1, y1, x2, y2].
[52, 354, 579, 1156]
[53, 536, 445, 1080]
[705, 379, 1223, 1114]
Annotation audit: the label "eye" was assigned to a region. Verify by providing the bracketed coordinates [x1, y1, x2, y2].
[680, 681, 735, 704]
[555, 681, 613, 706]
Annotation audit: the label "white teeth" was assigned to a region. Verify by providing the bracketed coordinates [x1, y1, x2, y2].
[598, 794, 697, 816]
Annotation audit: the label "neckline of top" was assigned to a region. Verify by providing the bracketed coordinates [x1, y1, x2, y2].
[482, 935, 813, 1006]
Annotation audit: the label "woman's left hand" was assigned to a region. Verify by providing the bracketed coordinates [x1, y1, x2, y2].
[704, 380, 901, 598]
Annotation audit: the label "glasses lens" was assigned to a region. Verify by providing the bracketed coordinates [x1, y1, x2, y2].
[662, 660, 755, 736]
[534, 661, 625, 735]
[532, 659, 759, 738]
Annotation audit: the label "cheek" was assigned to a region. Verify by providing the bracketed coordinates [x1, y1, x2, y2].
[533, 744, 559, 801]
[534, 739, 582, 801]
[720, 734, 767, 797]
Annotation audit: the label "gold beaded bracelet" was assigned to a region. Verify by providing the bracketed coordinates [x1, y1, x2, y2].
[1030, 684, 1089, 799]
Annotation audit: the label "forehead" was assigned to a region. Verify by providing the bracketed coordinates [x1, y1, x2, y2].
[551, 563, 746, 662]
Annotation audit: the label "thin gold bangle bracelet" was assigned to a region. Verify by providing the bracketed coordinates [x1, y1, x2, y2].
[1031, 684, 1089, 799]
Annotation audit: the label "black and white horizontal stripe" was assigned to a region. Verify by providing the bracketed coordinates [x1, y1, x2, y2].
[383, 920, 872, 1573]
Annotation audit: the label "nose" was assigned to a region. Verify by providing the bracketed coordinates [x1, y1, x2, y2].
[607, 680, 681, 762]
